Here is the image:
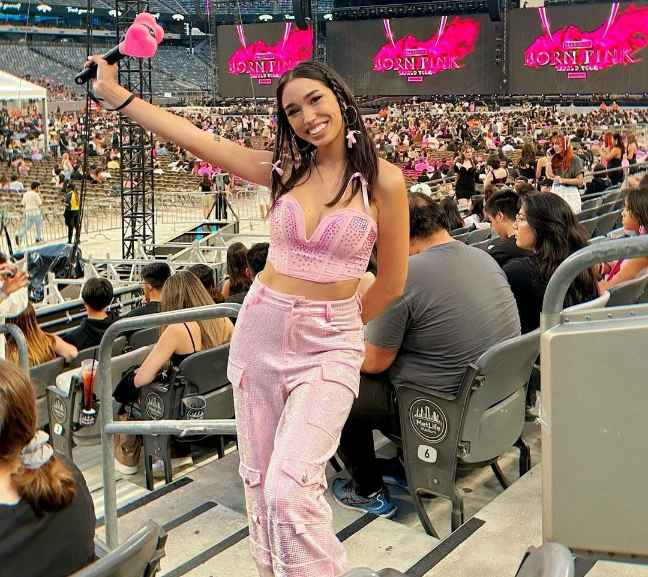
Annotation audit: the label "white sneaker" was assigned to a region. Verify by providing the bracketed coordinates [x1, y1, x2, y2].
[152, 455, 193, 478]
[115, 459, 139, 476]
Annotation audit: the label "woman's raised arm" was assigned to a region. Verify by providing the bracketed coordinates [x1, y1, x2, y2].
[88, 55, 274, 188]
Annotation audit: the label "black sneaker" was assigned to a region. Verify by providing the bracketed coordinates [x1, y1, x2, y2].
[331, 478, 397, 518]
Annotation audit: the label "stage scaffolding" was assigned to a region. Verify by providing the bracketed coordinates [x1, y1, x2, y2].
[115, 0, 156, 258]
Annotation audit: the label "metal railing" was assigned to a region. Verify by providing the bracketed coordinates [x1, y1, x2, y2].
[542, 236, 648, 330]
[0, 324, 29, 374]
[96, 303, 240, 549]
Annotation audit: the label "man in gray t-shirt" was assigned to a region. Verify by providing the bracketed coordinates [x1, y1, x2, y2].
[365, 239, 520, 394]
[333, 193, 521, 517]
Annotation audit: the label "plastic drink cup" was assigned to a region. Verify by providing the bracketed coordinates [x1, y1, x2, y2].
[81, 359, 98, 411]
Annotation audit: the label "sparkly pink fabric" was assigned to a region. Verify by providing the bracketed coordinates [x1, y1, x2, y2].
[267, 194, 378, 283]
[227, 278, 365, 577]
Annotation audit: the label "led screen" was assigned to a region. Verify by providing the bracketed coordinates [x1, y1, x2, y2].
[509, 2, 648, 94]
[217, 22, 313, 97]
[327, 15, 501, 95]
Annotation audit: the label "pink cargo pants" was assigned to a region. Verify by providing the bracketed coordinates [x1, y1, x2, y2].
[227, 278, 365, 577]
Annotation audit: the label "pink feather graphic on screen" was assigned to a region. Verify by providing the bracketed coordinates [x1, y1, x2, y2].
[373, 17, 480, 82]
[228, 24, 313, 85]
[525, 2, 648, 79]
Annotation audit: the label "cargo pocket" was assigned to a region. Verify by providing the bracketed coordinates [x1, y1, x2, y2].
[306, 363, 357, 439]
[239, 462, 271, 566]
[270, 459, 338, 577]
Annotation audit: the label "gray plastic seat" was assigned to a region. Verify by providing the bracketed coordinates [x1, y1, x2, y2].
[70, 337, 127, 368]
[577, 207, 599, 222]
[580, 198, 602, 211]
[466, 227, 491, 245]
[515, 543, 574, 577]
[139, 344, 233, 489]
[579, 216, 601, 238]
[471, 237, 495, 252]
[396, 329, 540, 536]
[69, 521, 166, 577]
[606, 272, 648, 307]
[31, 357, 65, 427]
[128, 327, 160, 349]
[450, 224, 473, 237]
[594, 210, 622, 237]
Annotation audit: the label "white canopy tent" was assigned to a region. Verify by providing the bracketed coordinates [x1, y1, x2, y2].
[0, 70, 49, 150]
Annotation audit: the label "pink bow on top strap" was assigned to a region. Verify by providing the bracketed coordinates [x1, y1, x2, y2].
[262, 159, 284, 177]
[346, 130, 361, 149]
[348, 172, 369, 209]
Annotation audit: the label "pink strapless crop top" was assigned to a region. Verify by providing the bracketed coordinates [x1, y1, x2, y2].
[267, 174, 378, 283]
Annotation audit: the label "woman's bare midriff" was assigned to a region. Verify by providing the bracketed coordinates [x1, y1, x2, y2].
[259, 261, 360, 301]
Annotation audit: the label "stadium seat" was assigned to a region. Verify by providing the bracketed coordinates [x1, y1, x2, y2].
[471, 237, 494, 252]
[47, 346, 153, 459]
[70, 337, 128, 368]
[594, 209, 622, 237]
[137, 344, 233, 490]
[395, 329, 540, 536]
[450, 225, 473, 237]
[605, 272, 648, 307]
[580, 198, 603, 211]
[69, 521, 166, 577]
[128, 327, 161, 349]
[466, 227, 491, 245]
[576, 207, 599, 222]
[596, 201, 617, 216]
[579, 216, 601, 238]
[514, 543, 574, 577]
[32, 356, 66, 427]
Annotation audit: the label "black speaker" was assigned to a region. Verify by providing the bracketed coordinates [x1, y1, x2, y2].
[488, 0, 502, 21]
[293, 0, 312, 30]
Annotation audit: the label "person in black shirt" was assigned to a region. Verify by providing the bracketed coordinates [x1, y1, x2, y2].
[483, 189, 531, 267]
[63, 277, 116, 350]
[503, 193, 599, 333]
[453, 146, 478, 200]
[0, 361, 95, 577]
[126, 261, 171, 317]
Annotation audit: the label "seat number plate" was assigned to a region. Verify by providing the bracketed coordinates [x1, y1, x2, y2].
[417, 445, 437, 463]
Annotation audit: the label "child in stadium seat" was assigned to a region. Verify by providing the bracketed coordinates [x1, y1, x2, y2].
[62, 277, 116, 351]
[114, 270, 233, 476]
[0, 360, 96, 577]
[88, 56, 408, 577]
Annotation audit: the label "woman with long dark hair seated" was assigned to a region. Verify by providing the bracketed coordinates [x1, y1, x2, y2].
[503, 193, 599, 333]
[0, 360, 95, 577]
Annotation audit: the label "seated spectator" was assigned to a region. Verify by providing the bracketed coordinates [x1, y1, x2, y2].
[503, 193, 598, 334]
[463, 194, 487, 229]
[599, 188, 648, 291]
[440, 197, 465, 231]
[62, 278, 116, 350]
[0, 360, 95, 577]
[484, 155, 509, 188]
[484, 189, 531, 267]
[188, 263, 223, 303]
[0, 253, 29, 360]
[126, 262, 171, 317]
[114, 271, 234, 475]
[246, 241, 269, 279]
[586, 163, 612, 195]
[221, 242, 252, 303]
[333, 193, 521, 516]
[6, 304, 77, 366]
[9, 174, 24, 193]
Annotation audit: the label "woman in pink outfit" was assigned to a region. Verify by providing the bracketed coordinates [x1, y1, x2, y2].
[87, 56, 409, 577]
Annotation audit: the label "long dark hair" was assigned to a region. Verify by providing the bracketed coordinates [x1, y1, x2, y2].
[625, 187, 648, 231]
[225, 242, 251, 295]
[440, 197, 464, 231]
[272, 61, 378, 208]
[524, 193, 598, 306]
